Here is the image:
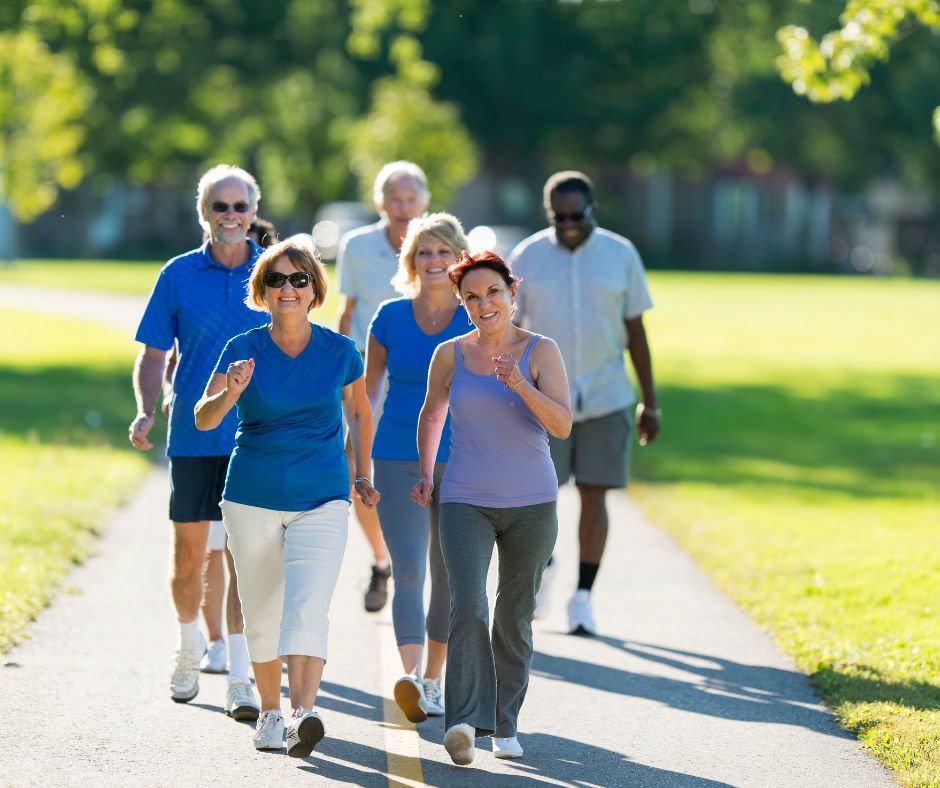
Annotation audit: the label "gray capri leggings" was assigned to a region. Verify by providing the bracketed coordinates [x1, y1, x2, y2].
[440, 500, 557, 738]
[373, 460, 448, 646]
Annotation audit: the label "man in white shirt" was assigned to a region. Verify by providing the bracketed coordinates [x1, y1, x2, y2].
[336, 161, 430, 612]
[510, 170, 661, 636]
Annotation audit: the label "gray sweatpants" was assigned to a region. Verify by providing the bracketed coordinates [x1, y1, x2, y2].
[440, 501, 557, 737]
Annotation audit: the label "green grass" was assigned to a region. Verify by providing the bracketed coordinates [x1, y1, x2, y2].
[633, 272, 940, 787]
[0, 259, 164, 295]
[0, 308, 155, 651]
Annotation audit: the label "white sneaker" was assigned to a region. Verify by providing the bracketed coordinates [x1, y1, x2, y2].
[422, 677, 444, 717]
[533, 557, 557, 619]
[493, 736, 524, 759]
[253, 710, 284, 751]
[200, 638, 227, 674]
[226, 678, 260, 721]
[170, 636, 206, 703]
[567, 589, 597, 636]
[443, 723, 475, 766]
[286, 708, 325, 759]
[394, 674, 428, 723]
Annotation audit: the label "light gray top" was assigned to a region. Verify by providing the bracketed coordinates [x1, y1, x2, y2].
[510, 227, 653, 422]
[336, 220, 399, 351]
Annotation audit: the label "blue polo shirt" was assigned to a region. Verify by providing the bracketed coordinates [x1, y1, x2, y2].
[369, 297, 467, 462]
[135, 240, 269, 457]
[215, 325, 364, 511]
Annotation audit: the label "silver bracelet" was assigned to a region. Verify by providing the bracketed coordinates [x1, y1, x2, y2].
[509, 377, 525, 390]
[354, 476, 371, 485]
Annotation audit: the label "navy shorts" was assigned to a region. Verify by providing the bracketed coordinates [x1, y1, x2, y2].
[168, 455, 230, 523]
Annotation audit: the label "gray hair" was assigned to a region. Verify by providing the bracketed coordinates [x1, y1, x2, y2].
[196, 164, 260, 227]
[372, 161, 429, 211]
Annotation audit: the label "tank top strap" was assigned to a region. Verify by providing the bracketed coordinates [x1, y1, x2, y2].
[520, 333, 541, 377]
[453, 337, 465, 372]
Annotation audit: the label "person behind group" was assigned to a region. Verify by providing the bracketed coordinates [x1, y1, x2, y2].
[366, 213, 469, 723]
[129, 164, 268, 718]
[509, 170, 660, 636]
[336, 160, 431, 613]
[412, 251, 572, 765]
[195, 236, 379, 757]
[163, 216, 280, 675]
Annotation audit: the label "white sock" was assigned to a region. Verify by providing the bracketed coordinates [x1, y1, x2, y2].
[178, 618, 202, 652]
[374, 559, 390, 571]
[228, 633, 250, 680]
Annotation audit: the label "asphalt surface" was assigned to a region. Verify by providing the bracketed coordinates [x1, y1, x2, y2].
[0, 284, 895, 786]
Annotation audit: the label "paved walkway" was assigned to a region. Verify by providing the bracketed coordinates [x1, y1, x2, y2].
[0, 284, 894, 786]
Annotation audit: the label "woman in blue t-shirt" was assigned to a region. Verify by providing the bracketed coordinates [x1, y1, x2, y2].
[366, 213, 469, 724]
[195, 237, 379, 759]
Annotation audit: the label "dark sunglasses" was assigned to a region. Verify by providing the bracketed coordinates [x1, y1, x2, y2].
[210, 201, 251, 213]
[263, 271, 311, 289]
[550, 205, 593, 223]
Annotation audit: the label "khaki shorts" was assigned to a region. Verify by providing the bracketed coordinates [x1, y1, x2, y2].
[548, 408, 632, 488]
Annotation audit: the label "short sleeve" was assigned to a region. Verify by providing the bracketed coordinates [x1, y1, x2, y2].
[214, 339, 238, 376]
[509, 243, 528, 324]
[344, 340, 365, 386]
[369, 300, 389, 346]
[134, 268, 177, 350]
[337, 234, 356, 297]
[623, 243, 654, 320]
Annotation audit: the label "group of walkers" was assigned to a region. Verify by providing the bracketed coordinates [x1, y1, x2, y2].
[128, 160, 659, 766]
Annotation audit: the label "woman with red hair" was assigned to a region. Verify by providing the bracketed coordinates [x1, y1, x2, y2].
[411, 250, 572, 766]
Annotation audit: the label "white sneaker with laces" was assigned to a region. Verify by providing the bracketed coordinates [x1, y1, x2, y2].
[253, 710, 284, 751]
[170, 635, 206, 703]
[493, 736, 524, 759]
[443, 723, 476, 766]
[394, 674, 428, 723]
[422, 677, 444, 717]
[226, 678, 260, 721]
[286, 708, 325, 759]
[200, 638, 227, 673]
[567, 589, 597, 636]
[533, 557, 557, 619]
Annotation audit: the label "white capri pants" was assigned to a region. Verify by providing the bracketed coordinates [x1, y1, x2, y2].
[220, 498, 349, 663]
[207, 520, 226, 552]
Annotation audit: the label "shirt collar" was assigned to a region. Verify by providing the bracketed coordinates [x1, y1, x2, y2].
[547, 226, 597, 253]
[197, 239, 262, 270]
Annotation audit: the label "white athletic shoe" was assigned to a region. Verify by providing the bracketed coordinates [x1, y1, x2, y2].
[200, 638, 227, 673]
[422, 677, 444, 717]
[286, 708, 325, 759]
[394, 674, 428, 723]
[170, 635, 206, 703]
[567, 589, 597, 636]
[443, 723, 476, 766]
[226, 678, 260, 721]
[493, 736, 524, 759]
[533, 557, 557, 619]
[253, 710, 284, 751]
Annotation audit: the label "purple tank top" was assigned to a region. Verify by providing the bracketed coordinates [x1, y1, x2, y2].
[440, 334, 558, 507]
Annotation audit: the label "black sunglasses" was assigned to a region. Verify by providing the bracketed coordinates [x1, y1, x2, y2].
[550, 205, 593, 223]
[210, 201, 251, 213]
[263, 271, 311, 289]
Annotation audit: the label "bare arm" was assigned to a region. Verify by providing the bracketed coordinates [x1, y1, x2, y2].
[364, 333, 388, 412]
[343, 375, 380, 507]
[194, 359, 254, 431]
[338, 296, 357, 338]
[161, 342, 178, 417]
[494, 337, 572, 438]
[626, 315, 660, 445]
[411, 342, 455, 507]
[129, 345, 167, 451]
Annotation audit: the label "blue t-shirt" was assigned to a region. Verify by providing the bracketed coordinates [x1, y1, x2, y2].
[369, 298, 467, 462]
[135, 240, 268, 457]
[215, 324, 364, 511]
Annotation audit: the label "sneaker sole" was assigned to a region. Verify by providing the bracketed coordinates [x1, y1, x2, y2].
[426, 707, 445, 717]
[200, 665, 228, 674]
[230, 704, 261, 722]
[170, 687, 199, 703]
[444, 728, 475, 766]
[494, 748, 524, 760]
[287, 715, 325, 759]
[569, 624, 595, 637]
[394, 680, 428, 723]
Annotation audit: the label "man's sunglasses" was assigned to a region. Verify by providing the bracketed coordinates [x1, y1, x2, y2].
[263, 271, 311, 289]
[211, 201, 251, 213]
[550, 205, 593, 223]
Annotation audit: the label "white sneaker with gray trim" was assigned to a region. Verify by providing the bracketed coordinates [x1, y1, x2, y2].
[394, 674, 428, 723]
[170, 635, 206, 703]
[253, 710, 284, 751]
[422, 677, 444, 717]
[567, 589, 597, 636]
[226, 678, 260, 721]
[493, 736, 524, 759]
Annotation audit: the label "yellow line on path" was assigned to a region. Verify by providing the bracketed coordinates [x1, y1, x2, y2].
[379, 621, 426, 787]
